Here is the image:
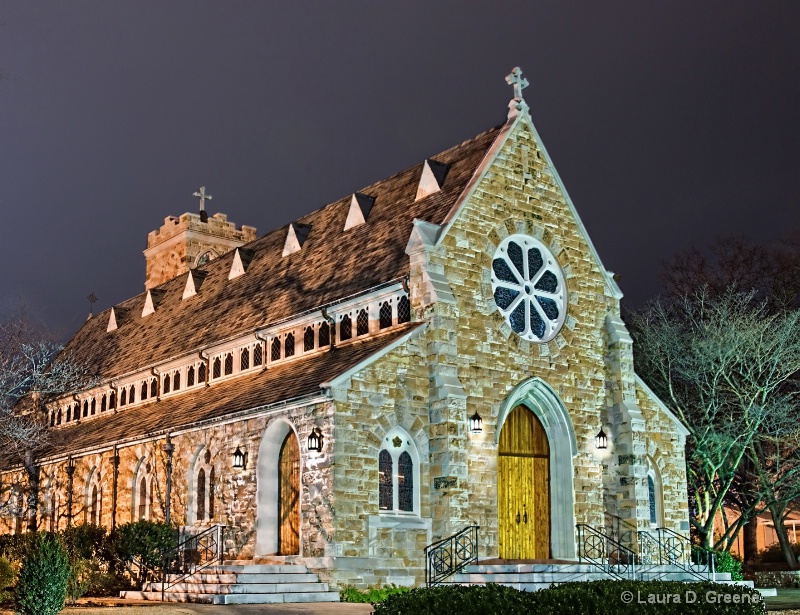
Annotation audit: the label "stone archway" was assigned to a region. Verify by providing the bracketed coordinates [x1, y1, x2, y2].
[256, 418, 300, 556]
[496, 378, 578, 560]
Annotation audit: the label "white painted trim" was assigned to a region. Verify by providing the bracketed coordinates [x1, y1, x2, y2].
[634, 374, 690, 438]
[143, 228, 247, 259]
[320, 324, 426, 389]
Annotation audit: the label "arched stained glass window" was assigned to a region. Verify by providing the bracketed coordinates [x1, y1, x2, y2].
[397, 296, 411, 323]
[138, 476, 147, 520]
[209, 467, 215, 519]
[197, 468, 206, 522]
[340, 315, 352, 341]
[648, 474, 657, 525]
[379, 450, 393, 511]
[356, 309, 369, 336]
[91, 484, 100, 525]
[398, 452, 413, 512]
[379, 301, 392, 329]
[318, 321, 330, 347]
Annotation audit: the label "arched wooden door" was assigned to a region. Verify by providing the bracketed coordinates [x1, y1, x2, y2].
[278, 432, 300, 555]
[498, 406, 550, 559]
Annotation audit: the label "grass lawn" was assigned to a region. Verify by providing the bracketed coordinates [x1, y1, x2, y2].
[765, 588, 800, 612]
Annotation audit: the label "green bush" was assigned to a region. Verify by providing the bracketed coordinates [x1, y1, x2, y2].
[14, 533, 70, 615]
[756, 542, 800, 564]
[60, 523, 108, 561]
[0, 533, 36, 563]
[692, 546, 744, 581]
[341, 584, 411, 603]
[373, 581, 764, 615]
[109, 520, 176, 587]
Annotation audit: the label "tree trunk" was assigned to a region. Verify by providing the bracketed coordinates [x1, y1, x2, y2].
[769, 502, 800, 570]
[24, 450, 39, 533]
[743, 517, 759, 563]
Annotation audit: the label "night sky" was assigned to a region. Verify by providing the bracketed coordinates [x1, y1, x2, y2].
[1, 2, 798, 339]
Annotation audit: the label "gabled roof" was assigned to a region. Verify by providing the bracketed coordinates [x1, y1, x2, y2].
[62, 126, 502, 379]
[4, 325, 421, 468]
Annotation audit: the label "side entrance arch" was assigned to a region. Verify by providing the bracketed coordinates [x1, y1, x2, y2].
[496, 378, 578, 560]
[256, 419, 301, 556]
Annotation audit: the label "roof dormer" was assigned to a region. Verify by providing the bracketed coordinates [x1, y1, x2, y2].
[142, 289, 166, 317]
[344, 193, 376, 231]
[282, 223, 312, 257]
[183, 270, 209, 299]
[229, 248, 255, 280]
[107, 307, 128, 332]
[415, 159, 449, 200]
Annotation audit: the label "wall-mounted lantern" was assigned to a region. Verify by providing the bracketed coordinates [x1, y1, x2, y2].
[308, 428, 323, 453]
[469, 412, 483, 434]
[595, 427, 608, 450]
[233, 446, 247, 470]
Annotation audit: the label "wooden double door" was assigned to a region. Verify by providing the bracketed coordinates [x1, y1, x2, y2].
[498, 406, 550, 560]
[278, 432, 300, 555]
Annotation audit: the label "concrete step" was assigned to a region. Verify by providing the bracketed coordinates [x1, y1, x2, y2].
[206, 564, 309, 574]
[123, 590, 340, 605]
[142, 582, 329, 594]
[162, 572, 321, 585]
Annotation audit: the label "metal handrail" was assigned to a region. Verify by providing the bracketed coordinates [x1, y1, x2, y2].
[159, 524, 226, 599]
[424, 525, 479, 587]
[658, 526, 715, 582]
[576, 523, 637, 580]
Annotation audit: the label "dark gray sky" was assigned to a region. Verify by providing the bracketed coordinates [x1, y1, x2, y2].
[1, 2, 798, 338]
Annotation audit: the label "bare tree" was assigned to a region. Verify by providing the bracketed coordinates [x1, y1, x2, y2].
[630, 289, 800, 551]
[0, 305, 97, 531]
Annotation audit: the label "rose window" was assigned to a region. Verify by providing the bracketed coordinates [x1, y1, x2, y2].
[490, 234, 566, 342]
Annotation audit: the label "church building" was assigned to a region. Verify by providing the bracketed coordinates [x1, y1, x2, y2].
[1, 69, 690, 590]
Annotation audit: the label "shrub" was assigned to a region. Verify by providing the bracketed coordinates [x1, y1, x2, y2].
[756, 542, 800, 564]
[372, 580, 764, 615]
[341, 584, 411, 603]
[109, 520, 176, 587]
[0, 533, 36, 563]
[14, 533, 70, 615]
[692, 546, 744, 581]
[60, 523, 108, 562]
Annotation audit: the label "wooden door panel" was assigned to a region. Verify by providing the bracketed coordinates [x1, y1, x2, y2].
[278, 433, 300, 555]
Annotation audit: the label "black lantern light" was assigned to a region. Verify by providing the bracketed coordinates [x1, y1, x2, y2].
[595, 427, 608, 450]
[233, 446, 247, 470]
[469, 412, 483, 434]
[308, 428, 323, 453]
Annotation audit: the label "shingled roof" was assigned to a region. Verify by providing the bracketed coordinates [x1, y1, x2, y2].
[62, 125, 502, 379]
[1, 324, 422, 468]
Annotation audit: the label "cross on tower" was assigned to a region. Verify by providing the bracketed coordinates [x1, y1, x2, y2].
[193, 186, 213, 212]
[505, 67, 529, 101]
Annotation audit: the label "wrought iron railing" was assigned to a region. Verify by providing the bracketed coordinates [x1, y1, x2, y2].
[658, 526, 714, 582]
[424, 525, 479, 587]
[576, 523, 637, 580]
[159, 524, 226, 599]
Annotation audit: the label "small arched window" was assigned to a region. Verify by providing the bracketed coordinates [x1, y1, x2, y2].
[163, 374, 171, 394]
[378, 428, 420, 515]
[120, 390, 127, 407]
[57, 409, 62, 426]
[379, 301, 392, 329]
[647, 475, 657, 525]
[109, 391, 116, 409]
[66, 405, 72, 422]
[91, 398, 96, 415]
[141, 382, 148, 401]
[340, 315, 352, 341]
[356, 309, 369, 336]
[224, 353, 233, 375]
[151, 378, 158, 398]
[138, 476, 148, 520]
[240, 348, 250, 371]
[398, 296, 411, 323]
[319, 321, 330, 347]
[83, 400, 89, 416]
[253, 344, 263, 367]
[209, 467, 216, 519]
[173, 371, 180, 391]
[198, 363, 207, 384]
[285, 333, 295, 357]
[398, 452, 413, 512]
[187, 366, 195, 386]
[271, 338, 281, 362]
[379, 450, 393, 511]
[129, 385, 135, 404]
[304, 326, 315, 352]
[212, 357, 221, 379]
[90, 484, 101, 525]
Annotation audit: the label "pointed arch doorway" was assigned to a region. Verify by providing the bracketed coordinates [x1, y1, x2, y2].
[498, 406, 550, 559]
[278, 432, 300, 555]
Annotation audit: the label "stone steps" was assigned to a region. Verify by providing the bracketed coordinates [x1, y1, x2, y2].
[120, 562, 339, 604]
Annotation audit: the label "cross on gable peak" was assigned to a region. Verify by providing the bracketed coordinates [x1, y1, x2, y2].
[505, 66, 529, 102]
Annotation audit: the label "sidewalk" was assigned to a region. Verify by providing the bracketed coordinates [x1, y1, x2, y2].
[1, 598, 374, 615]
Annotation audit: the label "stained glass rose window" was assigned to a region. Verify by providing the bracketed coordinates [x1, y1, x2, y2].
[490, 234, 566, 342]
